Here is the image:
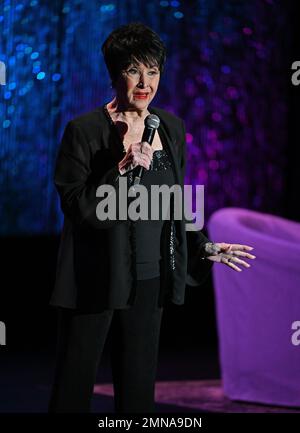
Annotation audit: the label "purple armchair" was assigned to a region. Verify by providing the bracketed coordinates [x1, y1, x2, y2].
[207, 207, 300, 407]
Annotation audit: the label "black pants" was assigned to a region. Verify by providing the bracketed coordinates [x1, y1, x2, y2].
[48, 277, 163, 413]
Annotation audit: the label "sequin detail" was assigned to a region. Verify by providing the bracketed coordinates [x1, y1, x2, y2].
[126, 149, 172, 185]
[170, 220, 176, 270]
[150, 149, 172, 171]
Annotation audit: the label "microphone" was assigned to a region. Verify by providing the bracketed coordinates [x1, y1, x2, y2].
[133, 114, 160, 187]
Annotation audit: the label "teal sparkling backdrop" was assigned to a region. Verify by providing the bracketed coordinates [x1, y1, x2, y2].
[0, 0, 291, 235]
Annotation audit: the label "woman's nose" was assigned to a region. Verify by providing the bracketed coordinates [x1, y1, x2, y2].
[138, 72, 150, 87]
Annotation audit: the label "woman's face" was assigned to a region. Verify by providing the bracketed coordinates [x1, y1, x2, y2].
[114, 61, 160, 110]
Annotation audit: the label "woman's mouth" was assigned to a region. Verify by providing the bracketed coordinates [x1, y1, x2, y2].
[133, 93, 149, 99]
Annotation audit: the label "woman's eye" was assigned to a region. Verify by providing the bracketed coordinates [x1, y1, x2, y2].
[127, 69, 158, 75]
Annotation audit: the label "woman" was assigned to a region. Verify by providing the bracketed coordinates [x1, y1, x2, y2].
[48, 22, 255, 413]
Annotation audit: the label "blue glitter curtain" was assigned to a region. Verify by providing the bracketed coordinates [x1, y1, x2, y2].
[0, 0, 291, 235]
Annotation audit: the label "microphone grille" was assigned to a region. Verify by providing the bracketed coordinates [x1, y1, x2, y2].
[145, 114, 160, 129]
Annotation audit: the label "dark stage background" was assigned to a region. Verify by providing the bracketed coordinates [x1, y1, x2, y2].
[0, 0, 299, 412]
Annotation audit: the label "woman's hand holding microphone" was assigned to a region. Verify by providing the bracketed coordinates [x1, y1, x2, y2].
[118, 142, 154, 175]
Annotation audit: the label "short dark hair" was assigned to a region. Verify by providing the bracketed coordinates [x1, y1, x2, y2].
[101, 22, 167, 88]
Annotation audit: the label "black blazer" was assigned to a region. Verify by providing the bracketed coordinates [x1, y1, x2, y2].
[50, 103, 213, 312]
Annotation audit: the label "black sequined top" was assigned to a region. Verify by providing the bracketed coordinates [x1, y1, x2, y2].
[103, 104, 175, 280]
[134, 149, 175, 280]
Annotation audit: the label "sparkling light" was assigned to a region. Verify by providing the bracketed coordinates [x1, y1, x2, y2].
[36, 71, 46, 80]
[0, 0, 289, 235]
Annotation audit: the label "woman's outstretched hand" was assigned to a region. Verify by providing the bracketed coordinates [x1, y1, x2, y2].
[204, 242, 256, 272]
